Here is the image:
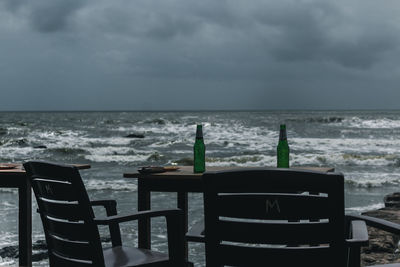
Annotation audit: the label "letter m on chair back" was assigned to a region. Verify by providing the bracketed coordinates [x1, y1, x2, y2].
[203, 168, 346, 267]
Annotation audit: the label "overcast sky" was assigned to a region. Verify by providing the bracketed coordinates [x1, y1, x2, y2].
[1, 0, 400, 111]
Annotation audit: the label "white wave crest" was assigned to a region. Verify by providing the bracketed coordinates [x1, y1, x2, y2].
[85, 154, 149, 163]
[346, 203, 384, 213]
[345, 172, 400, 188]
[1, 202, 17, 208]
[290, 153, 399, 167]
[344, 117, 400, 129]
[0, 188, 17, 194]
[291, 137, 400, 155]
[0, 232, 18, 247]
[0, 231, 17, 266]
[0, 147, 37, 159]
[205, 124, 277, 152]
[84, 147, 160, 163]
[207, 154, 276, 167]
[112, 123, 277, 152]
[207, 152, 400, 169]
[0, 257, 15, 266]
[85, 179, 137, 191]
[24, 129, 132, 150]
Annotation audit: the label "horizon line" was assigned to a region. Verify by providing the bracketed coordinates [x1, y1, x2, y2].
[0, 108, 400, 113]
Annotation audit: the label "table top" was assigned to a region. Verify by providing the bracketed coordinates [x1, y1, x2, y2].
[0, 163, 91, 175]
[124, 166, 335, 180]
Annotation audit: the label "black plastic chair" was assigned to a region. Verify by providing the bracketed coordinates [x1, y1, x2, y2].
[202, 168, 369, 267]
[24, 161, 185, 267]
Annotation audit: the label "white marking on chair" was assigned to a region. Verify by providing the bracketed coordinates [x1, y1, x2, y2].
[45, 184, 54, 195]
[266, 199, 280, 213]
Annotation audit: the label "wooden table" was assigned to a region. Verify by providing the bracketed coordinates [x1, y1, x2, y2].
[0, 163, 90, 267]
[124, 166, 335, 259]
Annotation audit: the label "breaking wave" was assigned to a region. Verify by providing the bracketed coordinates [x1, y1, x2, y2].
[345, 203, 385, 213]
[291, 153, 400, 167]
[85, 179, 136, 191]
[287, 116, 344, 124]
[343, 117, 400, 129]
[345, 172, 400, 188]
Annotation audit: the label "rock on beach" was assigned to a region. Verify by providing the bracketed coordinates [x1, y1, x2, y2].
[361, 207, 400, 266]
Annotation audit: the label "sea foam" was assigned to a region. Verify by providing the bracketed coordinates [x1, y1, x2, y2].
[85, 179, 137, 191]
[346, 203, 385, 213]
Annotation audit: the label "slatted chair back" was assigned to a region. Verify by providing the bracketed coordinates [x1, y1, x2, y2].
[203, 168, 345, 267]
[24, 161, 105, 267]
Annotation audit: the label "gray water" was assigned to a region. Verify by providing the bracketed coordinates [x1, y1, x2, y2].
[1, 110, 400, 266]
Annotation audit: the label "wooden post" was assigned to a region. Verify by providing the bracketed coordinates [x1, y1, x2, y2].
[177, 191, 189, 260]
[138, 179, 151, 249]
[18, 178, 32, 267]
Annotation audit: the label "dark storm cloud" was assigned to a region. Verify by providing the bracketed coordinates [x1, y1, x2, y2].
[77, 0, 399, 77]
[4, 0, 84, 32]
[1, 0, 400, 110]
[251, 1, 399, 69]
[29, 0, 84, 32]
[3, 0, 24, 12]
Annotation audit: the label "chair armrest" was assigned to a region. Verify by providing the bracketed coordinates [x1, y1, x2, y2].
[91, 200, 116, 206]
[93, 209, 182, 225]
[347, 214, 400, 235]
[90, 199, 121, 247]
[94, 208, 185, 266]
[345, 214, 400, 267]
[345, 217, 370, 267]
[186, 220, 205, 243]
[345, 220, 369, 247]
[90, 200, 118, 216]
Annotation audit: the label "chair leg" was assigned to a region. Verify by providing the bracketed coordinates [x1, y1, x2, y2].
[347, 246, 361, 267]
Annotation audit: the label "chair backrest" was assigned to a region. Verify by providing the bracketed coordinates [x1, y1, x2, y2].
[24, 161, 105, 267]
[203, 168, 345, 267]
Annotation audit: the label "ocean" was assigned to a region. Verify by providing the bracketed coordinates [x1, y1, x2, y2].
[1, 110, 400, 266]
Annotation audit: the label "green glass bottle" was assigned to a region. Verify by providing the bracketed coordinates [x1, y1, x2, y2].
[277, 124, 290, 168]
[193, 124, 206, 173]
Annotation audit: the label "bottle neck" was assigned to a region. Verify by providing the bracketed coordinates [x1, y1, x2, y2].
[196, 126, 203, 139]
[279, 129, 287, 141]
